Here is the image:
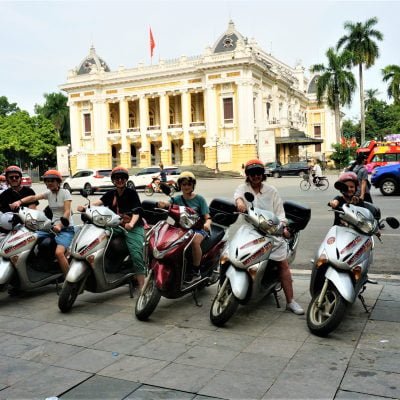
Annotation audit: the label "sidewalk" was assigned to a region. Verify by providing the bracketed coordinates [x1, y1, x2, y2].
[0, 274, 399, 399]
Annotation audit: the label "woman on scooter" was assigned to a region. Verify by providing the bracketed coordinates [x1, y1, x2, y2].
[234, 159, 304, 315]
[77, 166, 145, 290]
[158, 171, 212, 283]
[9, 169, 74, 276]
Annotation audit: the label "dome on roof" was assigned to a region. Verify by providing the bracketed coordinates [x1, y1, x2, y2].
[77, 46, 110, 75]
[212, 20, 246, 54]
[308, 75, 319, 94]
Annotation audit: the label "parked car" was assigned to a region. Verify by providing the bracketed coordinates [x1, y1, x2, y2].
[127, 166, 180, 190]
[63, 169, 113, 194]
[270, 162, 309, 178]
[371, 163, 400, 196]
[264, 161, 281, 177]
[21, 172, 32, 187]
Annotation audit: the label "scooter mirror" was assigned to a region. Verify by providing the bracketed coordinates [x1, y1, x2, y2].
[334, 181, 348, 193]
[43, 206, 53, 220]
[160, 183, 171, 196]
[60, 217, 70, 227]
[386, 217, 400, 229]
[244, 192, 255, 203]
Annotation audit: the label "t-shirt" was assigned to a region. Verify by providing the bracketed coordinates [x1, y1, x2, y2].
[0, 186, 38, 213]
[353, 164, 371, 195]
[100, 188, 143, 226]
[170, 194, 209, 216]
[159, 169, 167, 182]
[312, 164, 322, 177]
[42, 188, 74, 226]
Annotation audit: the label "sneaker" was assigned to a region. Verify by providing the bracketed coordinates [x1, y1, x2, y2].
[184, 269, 201, 284]
[286, 300, 304, 315]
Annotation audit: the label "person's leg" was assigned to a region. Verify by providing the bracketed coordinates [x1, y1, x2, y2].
[278, 259, 304, 315]
[124, 226, 146, 289]
[55, 245, 69, 275]
[54, 229, 74, 276]
[191, 233, 204, 268]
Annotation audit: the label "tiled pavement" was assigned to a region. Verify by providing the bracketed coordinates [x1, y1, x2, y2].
[0, 274, 399, 400]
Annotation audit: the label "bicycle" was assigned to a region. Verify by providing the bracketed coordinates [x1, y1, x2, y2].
[300, 174, 329, 191]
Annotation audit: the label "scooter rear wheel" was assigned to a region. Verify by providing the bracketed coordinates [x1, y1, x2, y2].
[307, 283, 347, 336]
[144, 186, 154, 196]
[58, 282, 80, 313]
[210, 278, 239, 327]
[135, 271, 161, 320]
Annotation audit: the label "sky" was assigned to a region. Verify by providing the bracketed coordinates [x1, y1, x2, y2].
[1, 0, 400, 121]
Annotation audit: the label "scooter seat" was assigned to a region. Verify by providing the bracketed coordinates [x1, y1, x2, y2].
[201, 224, 225, 254]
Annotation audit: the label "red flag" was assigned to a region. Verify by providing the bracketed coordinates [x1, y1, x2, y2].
[149, 27, 155, 58]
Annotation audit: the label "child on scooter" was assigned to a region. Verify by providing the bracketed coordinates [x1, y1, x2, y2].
[158, 171, 211, 283]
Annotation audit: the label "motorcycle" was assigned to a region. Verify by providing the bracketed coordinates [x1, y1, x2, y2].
[307, 181, 400, 336]
[0, 207, 66, 295]
[58, 193, 142, 313]
[144, 176, 179, 197]
[209, 192, 311, 327]
[135, 188, 237, 321]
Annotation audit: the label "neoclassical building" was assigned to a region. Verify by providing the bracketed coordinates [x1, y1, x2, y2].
[60, 21, 336, 173]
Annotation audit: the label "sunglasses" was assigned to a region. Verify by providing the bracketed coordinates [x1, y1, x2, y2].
[248, 170, 264, 177]
[44, 178, 57, 183]
[8, 175, 21, 180]
[181, 181, 193, 186]
[113, 176, 127, 181]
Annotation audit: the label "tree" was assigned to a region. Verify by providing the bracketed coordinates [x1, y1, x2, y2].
[337, 17, 383, 145]
[0, 96, 20, 117]
[364, 88, 379, 111]
[342, 118, 360, 141]
[310, 48, 356, 142]
[382, 64, 400, 105]
[34, 92, 70, 144]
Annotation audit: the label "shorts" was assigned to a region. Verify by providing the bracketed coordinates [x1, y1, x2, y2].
[193, 229, 209, 237]
[37, 226, 75, 249]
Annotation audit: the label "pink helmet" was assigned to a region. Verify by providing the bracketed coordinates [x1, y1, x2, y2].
[334, 171, 358, 190]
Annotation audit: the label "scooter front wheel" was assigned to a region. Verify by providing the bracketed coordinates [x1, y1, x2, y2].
[144, 186, 154, 196]
[58, 281, 80, 313]
[210, 278, 239, 327]
[307, 283, 347, 336]
[135, 271, 161, 320]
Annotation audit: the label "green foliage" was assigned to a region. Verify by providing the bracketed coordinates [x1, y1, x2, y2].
[342, 119, 360, 140]
[0, 96, 20, 117]
[0, 110, 61, 169]
[34, 92, 70, 144]
[329, 142, 357, 169]
[382, 64, 400, 105]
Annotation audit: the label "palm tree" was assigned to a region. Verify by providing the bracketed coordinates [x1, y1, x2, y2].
[382, 64, 400, 105]
[364, 88, 379, 110]
[337, 17, 383, 145]
[310, 48, 356, 142]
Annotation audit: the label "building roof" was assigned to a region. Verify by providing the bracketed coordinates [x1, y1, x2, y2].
[212, 20, 247, 54]
[308, 75, 319, 94]
[77, 45, 110, 75]
[276, 129, 323, 145]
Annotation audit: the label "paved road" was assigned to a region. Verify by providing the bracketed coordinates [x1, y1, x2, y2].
[33, 174, 400, 275]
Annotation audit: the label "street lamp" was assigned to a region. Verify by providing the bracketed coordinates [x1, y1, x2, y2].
[67, 144, 72, 177]
[215, 136, 219, 173]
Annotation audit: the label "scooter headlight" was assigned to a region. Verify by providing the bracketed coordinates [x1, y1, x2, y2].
[179, 209, 200, 229]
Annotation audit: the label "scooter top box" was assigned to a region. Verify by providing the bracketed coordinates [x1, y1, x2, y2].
[283, 200, 311, 231]
[209, 198, 238, 227]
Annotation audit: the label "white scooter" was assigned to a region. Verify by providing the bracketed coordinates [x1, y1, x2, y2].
[0, 208, 65, 295]
[209, 192, 311, 326]
[58, 193, 139, 313]
[307, 181, 400, 336]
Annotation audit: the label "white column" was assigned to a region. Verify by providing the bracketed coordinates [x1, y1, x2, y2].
[159, 92, 169, 150]
[181, 90, 191, 148]
[119, 98, 128, 152]
[68, 101, 80, 152]
[139, 95, 149, 151]
[93, 100, 108, 152]
[205, 85, 217, 144]
[237, 82, 255, 143]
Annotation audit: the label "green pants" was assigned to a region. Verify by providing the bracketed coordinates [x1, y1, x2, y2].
[113, 225, 145, 275]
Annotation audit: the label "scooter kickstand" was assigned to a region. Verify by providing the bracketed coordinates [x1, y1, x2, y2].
[273, 290, 281, 308]
[192, 288, 202, 307]
[128, 281, 134, 298]
[358, 293, 371, 313]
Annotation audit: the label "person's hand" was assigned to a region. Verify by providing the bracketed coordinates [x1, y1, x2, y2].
[53, 223, 62, 233]
[157, 201, 169, 209]
[124, 222, 134, 231]
[350, 196, 360, 204]
[204, 219, 211, 232]
[9, 201, 21, 210]
[236, 199, 247, 213]
[283, 226, 291, 239]
[77, 205, 86, 212]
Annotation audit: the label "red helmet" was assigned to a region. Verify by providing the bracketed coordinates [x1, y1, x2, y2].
[244, 159, 265, 175]
[42, 169, 62, 182]
[0, 175, 6, 182]
[5, 165, 22, 177]
[111, 166, 129, 180]
[335, 171, 358, 190]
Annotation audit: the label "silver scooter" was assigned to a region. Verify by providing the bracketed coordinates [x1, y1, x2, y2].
[58, 194, 138, 313]
[307, 182, 400, 336]
[209, 192, 311, 326]
[0, 208, 65, 295]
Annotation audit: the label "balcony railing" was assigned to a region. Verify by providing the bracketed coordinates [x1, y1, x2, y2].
[147, 125, 161, 131]
[190, 121, 205, 127]
[127, 127, 140, 132]
[168, 123, 183, 129]
[108, 129, 121, 134]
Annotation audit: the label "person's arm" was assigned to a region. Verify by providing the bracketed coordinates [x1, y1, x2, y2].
[233, 184, 247, 212]
[203, 213, 212, 231]
[359, 179, 367, 201]
[53, 199, 72, 233]
[77, 198, 103, 212]
[10, 193, 44, 210]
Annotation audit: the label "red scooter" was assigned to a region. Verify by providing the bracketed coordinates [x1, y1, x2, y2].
[135, 192, 237, 320]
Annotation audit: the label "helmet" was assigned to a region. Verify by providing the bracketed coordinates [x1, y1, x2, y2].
[5, 165, 22, 177]
[42, 169, 62, 182]
[111, 166, 129, 180]
[0, 175, 6, 182]
[177, 171, 196, 189]
[244, 159, 265, 175]
[335, 171, 358, 190]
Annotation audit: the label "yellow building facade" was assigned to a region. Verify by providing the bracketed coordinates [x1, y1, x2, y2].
[60, 21, 335, 173]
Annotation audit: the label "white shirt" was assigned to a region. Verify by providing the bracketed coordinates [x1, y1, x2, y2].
[312, 164, 322, 177]
[42, 188, 73, 226]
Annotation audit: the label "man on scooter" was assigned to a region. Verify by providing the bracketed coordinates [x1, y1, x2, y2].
[234, 159, 304, 315]
[78, 166, 145, 290]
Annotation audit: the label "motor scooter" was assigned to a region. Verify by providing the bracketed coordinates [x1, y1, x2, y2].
[144, 176, 179, 197]
[58, 193, 141, 313]
[0, 207, 65, 295]
[135, 189, 237, 321]
[307, 181, 400, 336]
[209, 192, 311, 327]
